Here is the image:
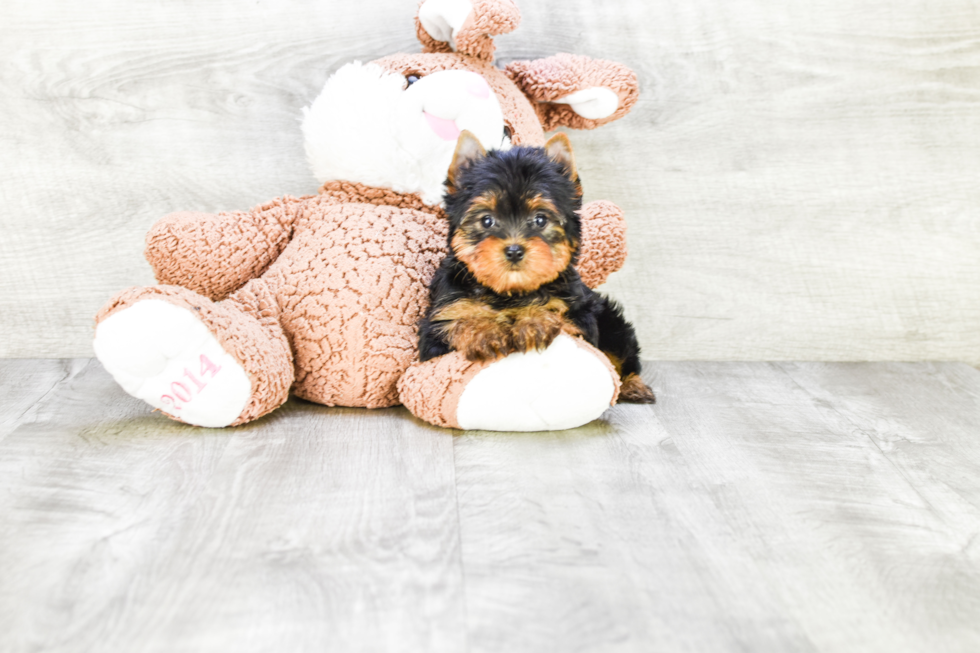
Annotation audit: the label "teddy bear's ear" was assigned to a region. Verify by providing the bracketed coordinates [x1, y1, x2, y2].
[505, 54, 640, 131]
[415, 0, 521, 62]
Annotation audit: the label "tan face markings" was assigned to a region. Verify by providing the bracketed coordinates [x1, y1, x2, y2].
[526, 194, 559, 218]
[463, 191, 500, 221]
[452, 233, 574, 295]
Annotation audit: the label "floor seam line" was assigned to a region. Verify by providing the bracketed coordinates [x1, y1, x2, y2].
[451, 429, 472, 653]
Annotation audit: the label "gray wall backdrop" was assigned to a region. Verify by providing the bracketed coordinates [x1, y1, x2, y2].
[3, 0, 979, 362]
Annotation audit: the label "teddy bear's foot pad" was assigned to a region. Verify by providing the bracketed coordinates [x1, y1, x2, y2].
[93, 300, 251, 427]
[456, 335, 617, 431]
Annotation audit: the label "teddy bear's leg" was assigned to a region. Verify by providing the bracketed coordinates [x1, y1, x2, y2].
[93, 281, 293, 427]
[398, 334, 621, 431]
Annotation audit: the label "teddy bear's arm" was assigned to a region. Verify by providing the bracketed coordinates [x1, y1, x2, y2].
[576, 200, 628, 289]
[506, 54, 640, 132]
[145, 194, 314, 301]
[415, 0, 520, 61]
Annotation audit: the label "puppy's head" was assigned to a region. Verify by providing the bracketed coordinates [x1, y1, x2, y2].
[444, 131, 583, 295]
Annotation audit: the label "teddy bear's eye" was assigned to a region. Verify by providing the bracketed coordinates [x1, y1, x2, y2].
[480, 215, 495, 229]
[503, 125, 512, 140]
[405, 74, 420, 87]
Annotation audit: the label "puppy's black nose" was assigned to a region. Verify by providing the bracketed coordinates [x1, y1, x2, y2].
[504, 244, 525, 262]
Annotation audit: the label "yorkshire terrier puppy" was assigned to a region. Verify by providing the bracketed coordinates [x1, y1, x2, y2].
[417, 130, 655, 403]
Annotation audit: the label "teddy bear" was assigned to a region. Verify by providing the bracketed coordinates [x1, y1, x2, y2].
[93, 0, 640, 431]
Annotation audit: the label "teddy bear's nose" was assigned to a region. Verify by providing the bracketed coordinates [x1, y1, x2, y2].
[466, 75, 490, 99]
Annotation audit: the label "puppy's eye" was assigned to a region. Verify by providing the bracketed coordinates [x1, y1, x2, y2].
[533, 214, 548, 228]
[405, 74, 420, 87]
[480, 215, 495, 229]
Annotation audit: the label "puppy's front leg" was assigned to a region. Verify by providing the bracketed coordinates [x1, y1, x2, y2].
[506, 298, 575, 353]
[433, 299, 511, 362]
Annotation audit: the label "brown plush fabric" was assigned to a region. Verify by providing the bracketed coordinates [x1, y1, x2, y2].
[374, 54, 546, 147]
[397, 334, 623, 428]
[415, 0, 521, 62]
[98, 5, 641, 428]
[315, 181, 447, 215]
[576, 200, 628, 289]
[146, 196, 313, 301]
[145, 185, 448, 304]
[100, 175, 628, 424]
[454, 0, 521, 62]
[95, 283, 293, 425]
[415, 12, 451, 56]
[109, 185, 453, 413]
[573, 335, 622, 404]
[276, 199, 449, 408]
[505, 54, 640, 131]
[397, 353, 485, 429]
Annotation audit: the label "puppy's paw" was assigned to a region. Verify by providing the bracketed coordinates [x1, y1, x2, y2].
[447, 318, 511, 362]
[509, 312, 564, 352]
[618, 373, 656, 404]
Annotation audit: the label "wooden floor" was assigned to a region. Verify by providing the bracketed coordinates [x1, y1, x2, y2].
[2, 360, 979, 652]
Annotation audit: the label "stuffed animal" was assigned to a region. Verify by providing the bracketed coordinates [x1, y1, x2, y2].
[93, 0, 639, 431]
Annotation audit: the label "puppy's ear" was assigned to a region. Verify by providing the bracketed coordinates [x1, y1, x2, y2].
[447, 130, 487, 193]
[544, 132, 578, 182]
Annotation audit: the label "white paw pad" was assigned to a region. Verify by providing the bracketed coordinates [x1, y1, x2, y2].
[93, 299, 252, 427]
[455, 335, 617, 432]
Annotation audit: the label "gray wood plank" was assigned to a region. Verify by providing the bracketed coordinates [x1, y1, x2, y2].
[0, 359, 88, 442]
[779, 361, 980, 632]
[3, 0, 980, 363]
[0, 362, 466, 653]
[3, 360, 980, 652]
[452, 362, 980, 652]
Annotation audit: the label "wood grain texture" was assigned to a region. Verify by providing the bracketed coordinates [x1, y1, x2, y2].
[3, 359, 980, 651]
[0, 359, 87, 442]
[0, 360, 465, 653]
[453, 361, 980, 652]
[2, 0, 980, 362]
